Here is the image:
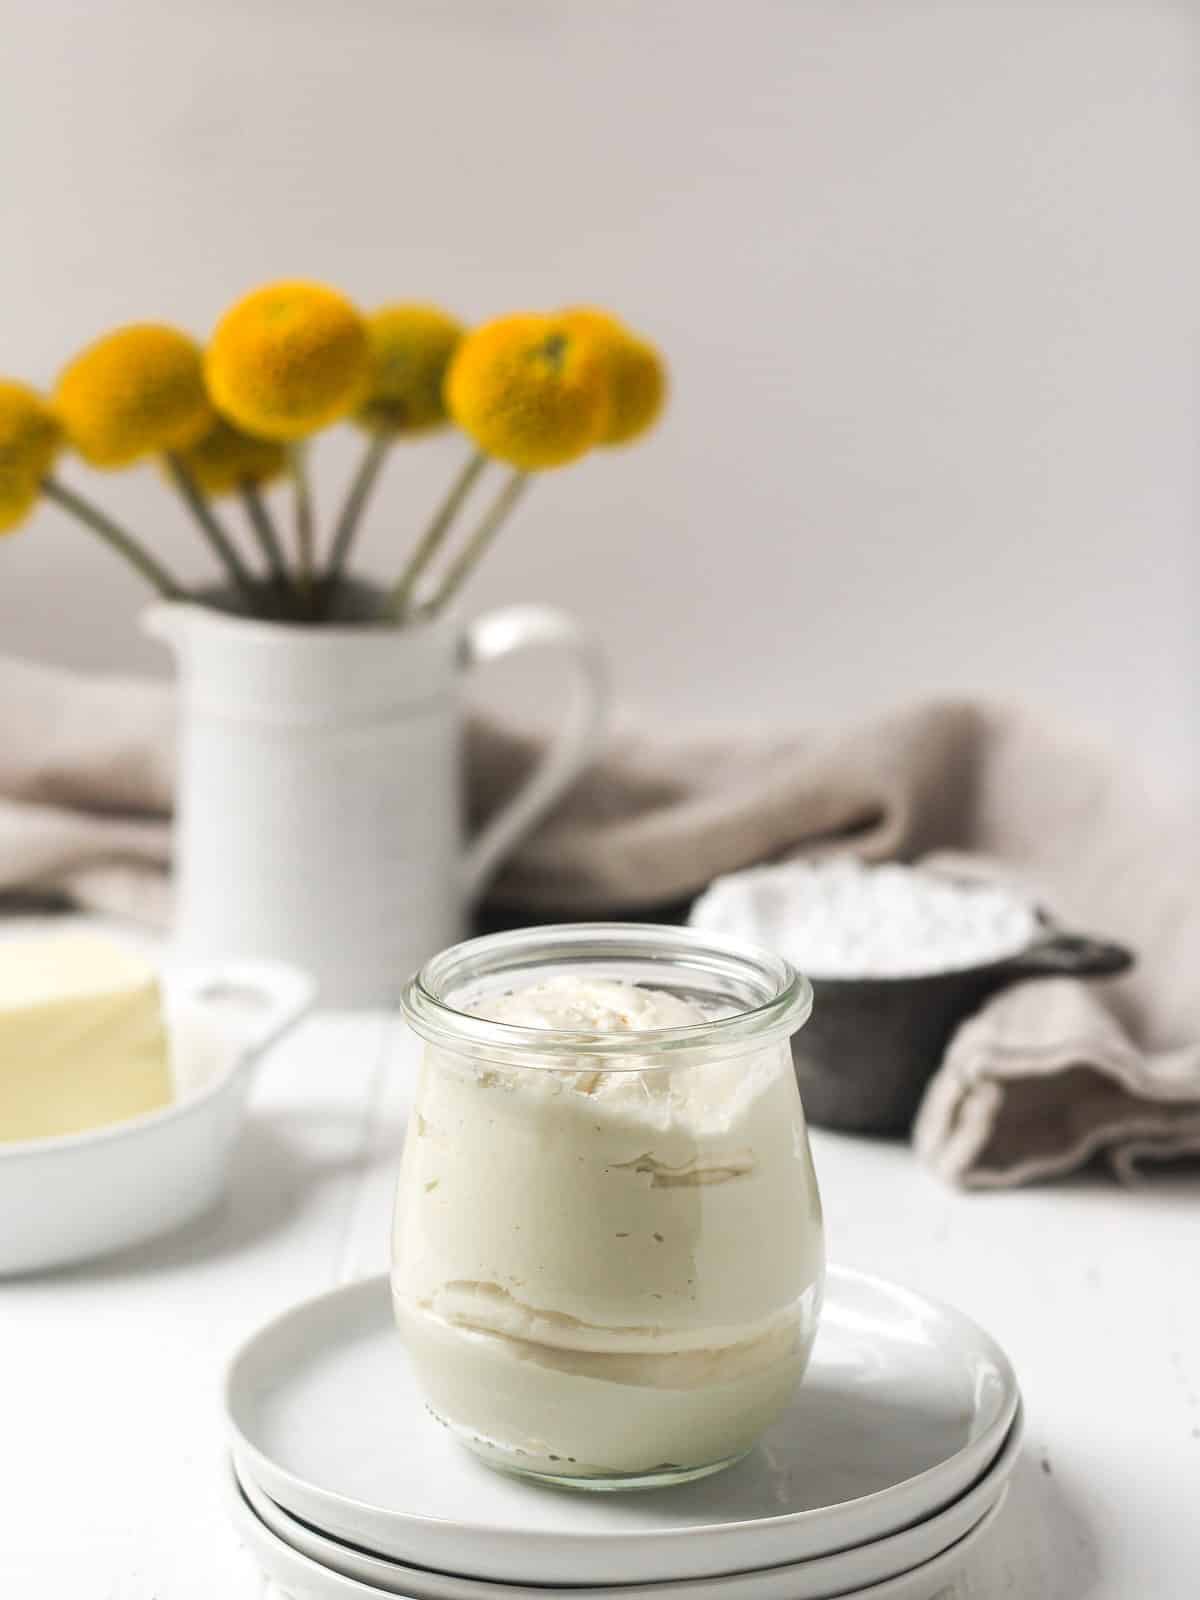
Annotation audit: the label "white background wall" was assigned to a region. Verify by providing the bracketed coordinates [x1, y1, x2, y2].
[1, 0, 1196, 796]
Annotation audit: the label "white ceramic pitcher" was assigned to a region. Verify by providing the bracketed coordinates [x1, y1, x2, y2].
[144, 599, 607, 1006]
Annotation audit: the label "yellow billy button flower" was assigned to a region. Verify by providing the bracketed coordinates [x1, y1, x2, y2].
[358, 304, 464, 435]
[55, 324, 212, 468]
[0, 469, 39, 535]
[0, 380, 62, 534]
[0, 377, 62, 502]
[560, 308, 667, 446]
[206, 280, 370, 441]
[174, 416, 286, 496]
[446, 313, 609, 471]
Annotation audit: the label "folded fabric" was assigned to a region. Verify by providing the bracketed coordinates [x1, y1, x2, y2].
[2, 653, 1196, 1186]
[914, 976, 1200, 1187]
[0, 657, 174, 924]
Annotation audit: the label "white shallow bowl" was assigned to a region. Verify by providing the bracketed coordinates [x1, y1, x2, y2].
[225, 1268, 1019, 1587]
[0, 961, 313, 1275]
[234, 1403, 1023, 1599]
[229, 1473, 1010, 1600]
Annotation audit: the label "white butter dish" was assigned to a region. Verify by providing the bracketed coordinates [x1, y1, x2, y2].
[0, 960, 312, 1274]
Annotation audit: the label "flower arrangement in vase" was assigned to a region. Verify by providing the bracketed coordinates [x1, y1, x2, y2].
[0, 283, 664, 1002]
[0, 281, 666, 622]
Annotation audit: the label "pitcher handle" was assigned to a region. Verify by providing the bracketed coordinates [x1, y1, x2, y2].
[459, 605, 608, 902]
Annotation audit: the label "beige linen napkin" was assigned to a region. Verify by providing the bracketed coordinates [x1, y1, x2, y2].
[0, 657, 174, 924]
[2, 654, 1197, 1186]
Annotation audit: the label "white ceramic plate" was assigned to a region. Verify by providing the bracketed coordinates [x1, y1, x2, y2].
[234, 1402, 1022, 1600]
[228, 1471, 1009, 1600]
[0, 961, 313, 1275]
[225, 1268, 1019, 1586]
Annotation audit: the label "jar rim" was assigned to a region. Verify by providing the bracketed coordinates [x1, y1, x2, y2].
[400, 922, 813, 1069]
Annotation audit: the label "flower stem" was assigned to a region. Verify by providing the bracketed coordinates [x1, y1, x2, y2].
[288, 441, 316, 612]
[424, 471, 529, 619]
[239, 481, 289, 583]
[387, 448, 487, 618]
[326, 434, 391, 583]
[166, 455, 258, 608]
[41, 477, 184, 598]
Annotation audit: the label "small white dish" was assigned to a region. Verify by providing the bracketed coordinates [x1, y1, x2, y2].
[0, 961, 313, 1274]
[225, 1268, 1019, 1586]
[228, 1470, 1009, 1600]
[234, 1403, 1022, 1599]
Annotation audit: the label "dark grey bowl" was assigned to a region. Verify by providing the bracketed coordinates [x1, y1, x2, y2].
[792, 928, 1134, 1135]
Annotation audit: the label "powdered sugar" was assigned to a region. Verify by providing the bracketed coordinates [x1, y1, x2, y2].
[690, 859, 1039, 978]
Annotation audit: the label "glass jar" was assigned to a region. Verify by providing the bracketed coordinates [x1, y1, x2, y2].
[394, 923, 824, 1490]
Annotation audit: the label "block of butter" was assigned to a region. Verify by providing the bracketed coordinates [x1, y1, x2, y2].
[0, 937, 172, 1142]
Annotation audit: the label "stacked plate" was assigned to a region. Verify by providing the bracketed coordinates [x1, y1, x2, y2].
[225, 1268, 1022, 1600]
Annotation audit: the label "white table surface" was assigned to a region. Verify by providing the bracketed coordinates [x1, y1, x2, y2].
[1, 919, 1197, 1598]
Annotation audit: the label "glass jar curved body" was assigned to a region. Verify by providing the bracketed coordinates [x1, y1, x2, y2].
[394, 924, 824, 1490]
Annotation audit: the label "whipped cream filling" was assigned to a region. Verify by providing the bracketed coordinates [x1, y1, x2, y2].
[470, 974, 709, 1032]
[417, 1278, 809, 1357]
[393, 974, 824, 1476]
[400, 1290, 814, 1390]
